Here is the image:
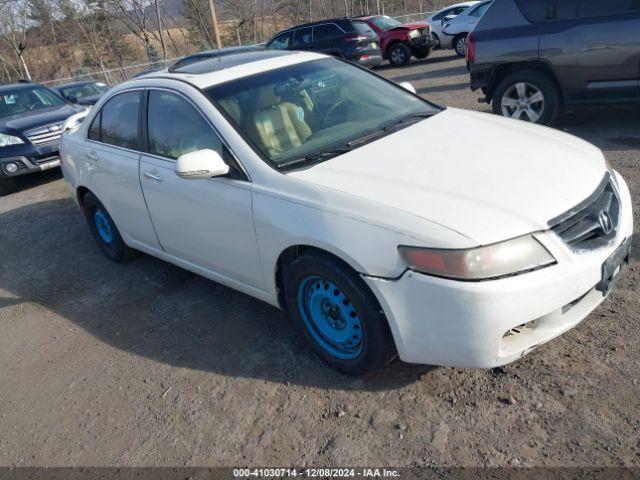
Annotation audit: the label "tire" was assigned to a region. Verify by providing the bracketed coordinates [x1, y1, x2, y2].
[413, 46, 431, 59]
[282, 251, 396, 375]
[492, 70, 560, 125]
[454, 34, 467, 57]
[0, 178, 15, 196]
[387, 43, 412, 67]
[432, 33, 440, 49]
[82, 191, 135, 262]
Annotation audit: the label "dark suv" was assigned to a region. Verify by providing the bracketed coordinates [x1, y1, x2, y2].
[265, 18, 383, 68]
[467, 0, 640, 124]
[1, 82, 84, 195]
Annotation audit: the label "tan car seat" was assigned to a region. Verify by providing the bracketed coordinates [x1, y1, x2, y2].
[253, 88, 312, 158]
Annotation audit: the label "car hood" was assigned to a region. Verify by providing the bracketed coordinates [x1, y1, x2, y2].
[0, 104, 82, 132]
[287, 108, 607, 245]
[388, 22, 429, 32]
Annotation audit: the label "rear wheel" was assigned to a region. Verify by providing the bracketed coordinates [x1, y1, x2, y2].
[454, 34, 467, 57]
[388, 43, 412, 67]
[283, 251, 396, 375]
[492, 70, 560, 125]
[82, 191, 135, 262]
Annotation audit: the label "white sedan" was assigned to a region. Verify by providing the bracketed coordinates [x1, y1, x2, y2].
[60, 50, 633, 375]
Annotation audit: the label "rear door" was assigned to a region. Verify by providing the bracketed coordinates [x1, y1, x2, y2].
[139, 88, 262, 288]
[84, 90, 161, 249]
[540, 0, 640, 104]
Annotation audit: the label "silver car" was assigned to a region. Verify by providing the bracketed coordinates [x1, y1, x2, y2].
[425, 1, 480, 49]
[441, 0, 492, 56]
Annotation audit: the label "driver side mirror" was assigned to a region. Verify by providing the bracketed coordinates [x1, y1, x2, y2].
[67, 95, 79, 104]
[175, 149, 229, 179]
[399, 82, 417, 94]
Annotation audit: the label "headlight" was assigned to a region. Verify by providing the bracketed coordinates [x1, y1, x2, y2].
[399, 235, 556, 281]
[409, 30, 420, 39]
[0, 133, 24, 147]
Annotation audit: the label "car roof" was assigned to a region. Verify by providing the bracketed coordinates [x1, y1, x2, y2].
[0, 83, 43, 94]
[277, 17, 352, 32]
[141, 50, 326, 90]
[169, 45, 265, 71]
[55, 80, 103, 89]
[433, 0, 480, 11]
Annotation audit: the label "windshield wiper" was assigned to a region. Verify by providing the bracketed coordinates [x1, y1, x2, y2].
[277, 147, 352, 170]
[347, 111, 433, 148]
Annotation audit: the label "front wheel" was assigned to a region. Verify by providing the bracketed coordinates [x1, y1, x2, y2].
[283, 251, 396, 375]
[413, 46, 431, 59]
[82, 191, 136, 262]
[492, 70, 560, 125]
[387, 43, 412, 67]
[454, 34, 467, 57]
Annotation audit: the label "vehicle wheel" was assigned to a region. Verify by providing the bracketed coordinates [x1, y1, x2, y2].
[432, 33, 440, 49]
[283, 251, 396, 375]
[413, 46, 431, 59]
[454, 34, 467, 57]
[492, 70, 560, 125]
[388, 43, 412, 67]
[82, 191, 135, 262]
[0, 178, 15, 196]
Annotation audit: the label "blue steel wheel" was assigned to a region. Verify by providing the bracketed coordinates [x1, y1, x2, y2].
[82, 191, 135, 263]
[283, 251, 397, 375]
[297, 275, 364, 360]
[94, 208, 114, 244]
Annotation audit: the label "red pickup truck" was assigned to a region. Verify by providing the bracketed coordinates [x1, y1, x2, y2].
[351, 15, 436, 67]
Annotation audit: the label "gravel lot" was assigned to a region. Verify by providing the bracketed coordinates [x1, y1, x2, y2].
[1, 50, 639, 468]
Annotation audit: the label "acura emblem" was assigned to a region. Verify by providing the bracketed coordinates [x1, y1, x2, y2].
[599, 211, 613, 235]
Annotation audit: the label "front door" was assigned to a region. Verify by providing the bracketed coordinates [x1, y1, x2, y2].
[139, 89, 262, 289]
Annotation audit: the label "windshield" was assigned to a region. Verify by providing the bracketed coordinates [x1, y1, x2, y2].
[370, 15, 403, 30]
[206, 58, 439, 169]
[60, 82, 109, 99]
[0, 86, 65, 119]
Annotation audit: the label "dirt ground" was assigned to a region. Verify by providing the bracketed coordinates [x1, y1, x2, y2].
[1, 50, 639, 468]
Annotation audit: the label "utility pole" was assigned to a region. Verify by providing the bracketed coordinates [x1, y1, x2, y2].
[207, 0, 223, 49]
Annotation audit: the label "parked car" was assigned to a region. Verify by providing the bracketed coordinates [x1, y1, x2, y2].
[55, 80, 110, 106]
[265, 18, 382, 68]
[61, 50, 632, 375]
[0, 82, 85, 195]
[425, 1, 480, 48]
[441, 0, 492, 56]
[170, 45, 265, 71]
[352, 15, 436, 66]
[468, 0, 640, 124]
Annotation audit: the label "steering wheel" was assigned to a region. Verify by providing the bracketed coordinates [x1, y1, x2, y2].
[325, 99, 358, 124]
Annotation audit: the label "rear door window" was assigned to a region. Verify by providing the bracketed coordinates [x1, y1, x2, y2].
[293, 27, 313, 47]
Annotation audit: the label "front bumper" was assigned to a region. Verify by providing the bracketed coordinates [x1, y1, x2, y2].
[409, 34, 437, 51]
[364, 170, 634, 368]
[1, 142, 61, 179]
[439, 32, 456, 49]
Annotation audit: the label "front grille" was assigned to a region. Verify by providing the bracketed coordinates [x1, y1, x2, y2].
[549, 174, 620, 251]
[25, 122, 63, 146]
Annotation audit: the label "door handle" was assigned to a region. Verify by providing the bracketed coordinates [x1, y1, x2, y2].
[86, 150, 99, 161]
[143, 170, 164, 182]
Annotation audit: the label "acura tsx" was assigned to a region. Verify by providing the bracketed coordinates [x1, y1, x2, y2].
[60, 49, 633, 374]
